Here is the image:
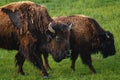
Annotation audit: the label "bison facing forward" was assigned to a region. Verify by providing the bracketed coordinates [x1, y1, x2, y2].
[44, 15, 116, 73]
[0, 1, 72, 78]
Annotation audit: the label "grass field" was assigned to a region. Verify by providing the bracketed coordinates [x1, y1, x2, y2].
[0, 0, 120, 80]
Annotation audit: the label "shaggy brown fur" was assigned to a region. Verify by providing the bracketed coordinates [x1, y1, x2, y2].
[44, 15, 116, 73]
[0, 1, 72, 78]
[0, 1, 51, 77]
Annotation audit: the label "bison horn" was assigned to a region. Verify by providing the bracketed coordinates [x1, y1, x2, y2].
[106, 33, 110, 39]
[48, 22, 55, 33]
[68, 23, 72, 31]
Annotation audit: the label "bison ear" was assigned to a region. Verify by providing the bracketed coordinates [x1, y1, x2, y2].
[2, 8, 21, 29]
[45, 30, 55, 42]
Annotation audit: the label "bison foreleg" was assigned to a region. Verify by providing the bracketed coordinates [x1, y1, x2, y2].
[43, 53, 51, 70]
[87, 63, 96, 74]
[15, 52, 25, 75]
[29, 53, 49, 78]
[70, 50, 79, 71]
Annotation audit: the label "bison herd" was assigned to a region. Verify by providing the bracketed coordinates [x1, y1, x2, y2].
[0, 1, 116, 78]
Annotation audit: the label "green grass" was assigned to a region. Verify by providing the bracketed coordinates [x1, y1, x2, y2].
[0, 0, 120, 80]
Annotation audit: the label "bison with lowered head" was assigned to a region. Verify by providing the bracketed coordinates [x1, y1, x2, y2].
[0, 1, 72, 78]
[43, 15, 116, 73]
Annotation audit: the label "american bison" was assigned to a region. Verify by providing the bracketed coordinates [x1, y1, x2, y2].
[0, 1, 72, 78]
[43, 15, 116, 73]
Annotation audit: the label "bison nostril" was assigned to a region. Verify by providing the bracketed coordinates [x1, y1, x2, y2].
[65, 50, 71, 58]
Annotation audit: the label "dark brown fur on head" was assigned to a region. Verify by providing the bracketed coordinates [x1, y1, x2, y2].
[46, 21, 72, 62]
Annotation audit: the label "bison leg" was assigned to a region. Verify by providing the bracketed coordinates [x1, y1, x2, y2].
[29, 53, 49, 78]
[15, 52, 25, 75]
[80, 52, 96, 73]
[70, 50, 79, 71]
[43, 53, 51, 70]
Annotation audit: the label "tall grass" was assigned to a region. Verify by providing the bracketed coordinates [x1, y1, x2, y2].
[0, 0, 120, 80]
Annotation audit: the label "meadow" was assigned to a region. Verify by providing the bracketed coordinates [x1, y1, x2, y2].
[0, 0, 120, 80]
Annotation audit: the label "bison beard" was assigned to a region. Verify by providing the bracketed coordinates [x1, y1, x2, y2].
[0, 1, 72, 78]
[43, 15, 116, 73]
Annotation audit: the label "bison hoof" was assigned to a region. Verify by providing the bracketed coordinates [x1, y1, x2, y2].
[42, 72, 49, 78]
[43, 75, 50, 78]
[90, 70, 97, 74]
[70, 66, 75, 72]
[43, 75, 49, 78]
[18, 71, 25, 75]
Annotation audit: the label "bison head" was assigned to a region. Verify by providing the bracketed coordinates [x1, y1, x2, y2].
[99, 31, 116, 58]
[46, 22, 72, 62]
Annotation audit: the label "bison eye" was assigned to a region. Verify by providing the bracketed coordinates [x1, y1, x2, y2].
[55, 36, 62, 41]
